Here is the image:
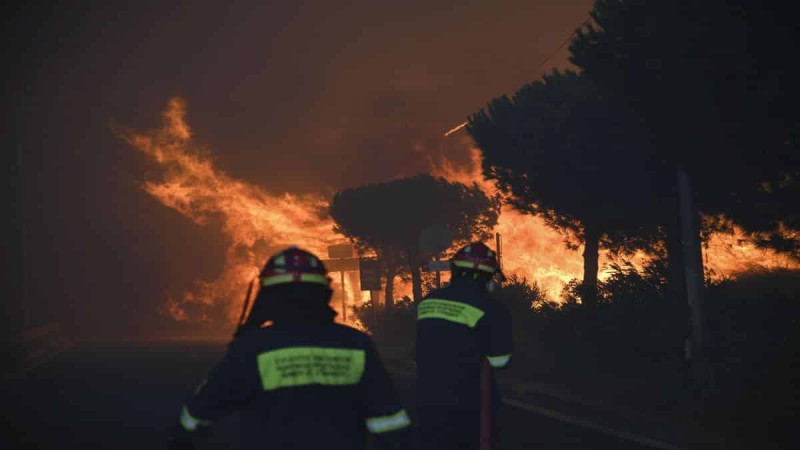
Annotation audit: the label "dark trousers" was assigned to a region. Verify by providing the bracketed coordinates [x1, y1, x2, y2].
[417, 406, 496, 450]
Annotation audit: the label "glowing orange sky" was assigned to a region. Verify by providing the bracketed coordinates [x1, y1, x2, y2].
[11, 0, 796, 335]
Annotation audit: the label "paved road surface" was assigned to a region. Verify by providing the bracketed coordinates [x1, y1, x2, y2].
[2, 339, 666, 450]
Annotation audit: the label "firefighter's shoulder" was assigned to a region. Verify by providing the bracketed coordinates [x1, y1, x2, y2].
[242, 322, 371, 343]
[329, 322, 375, 345]
[421, 284, 456, 301]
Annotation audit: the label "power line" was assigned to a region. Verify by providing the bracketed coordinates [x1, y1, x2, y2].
[443, 15, 593, 137]
[535, 16, 592, 77]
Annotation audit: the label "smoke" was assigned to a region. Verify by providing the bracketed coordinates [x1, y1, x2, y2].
[296, 89, 477, 191]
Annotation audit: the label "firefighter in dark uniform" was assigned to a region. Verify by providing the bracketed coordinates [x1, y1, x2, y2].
[415, 241, 512, 450]
[167, 246, 411, 450]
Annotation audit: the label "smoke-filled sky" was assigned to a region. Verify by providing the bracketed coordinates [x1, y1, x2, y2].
[5, 0, 592, 337]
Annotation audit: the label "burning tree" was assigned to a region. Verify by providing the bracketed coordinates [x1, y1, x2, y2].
[329, 174, 498, 304]
[467, 69, 661, 307]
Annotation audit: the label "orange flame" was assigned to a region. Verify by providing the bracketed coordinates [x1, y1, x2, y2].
[431, 143, 800, 297]
[116, 98, 365, 328]
[703, 220, 800, 276]
[431, 145, 585, 297]
[120, 98, 798, 327]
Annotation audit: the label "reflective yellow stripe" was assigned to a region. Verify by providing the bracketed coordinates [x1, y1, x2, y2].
[261, 273, 329, 287]
[262, 274, 294, 286]
[366, 409, 411, 433]
[487, 354, 511, 368]
[300, 273, 329, 284]
[180, 405, 211, 431]
[417, 299, 485, 328]
[452, 260, 496, 273]
[257, 347, 365, 391]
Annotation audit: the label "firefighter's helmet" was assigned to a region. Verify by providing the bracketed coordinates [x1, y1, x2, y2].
[451, 241, 499, 274]
[259, 246, 330, 288]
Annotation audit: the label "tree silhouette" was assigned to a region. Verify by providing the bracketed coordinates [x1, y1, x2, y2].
[329, 174, 498, 304]
[569, 0, 800, 281]
[468, 69, 660, 307]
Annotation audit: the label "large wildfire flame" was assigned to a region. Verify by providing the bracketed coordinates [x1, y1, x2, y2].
[116, 98, 351, 326]
[119, 98, 798, 327]
[432, 144, 800, 290]
[429, 145, 650, 296]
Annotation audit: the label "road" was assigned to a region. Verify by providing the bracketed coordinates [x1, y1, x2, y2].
[2, 339, 673, 450]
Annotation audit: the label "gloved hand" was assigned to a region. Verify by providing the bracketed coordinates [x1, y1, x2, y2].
[166, 424, 196, 450]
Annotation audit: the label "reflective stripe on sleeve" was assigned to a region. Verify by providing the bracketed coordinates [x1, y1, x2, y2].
[366, 409, 411, 434]
[180, 405, 211, 431]
[487, 354, 511, 368]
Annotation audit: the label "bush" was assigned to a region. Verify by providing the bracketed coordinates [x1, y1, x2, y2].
[493, 275, 573, 352]
[559, 258, 686, 371]
[704, 268, 800, 392]
[698, 268, 800, 447]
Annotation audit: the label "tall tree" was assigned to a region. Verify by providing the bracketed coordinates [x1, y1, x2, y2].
[468, 69, 660, 307]
[569, 0, 800, 288]
[330, 174, 498, 304]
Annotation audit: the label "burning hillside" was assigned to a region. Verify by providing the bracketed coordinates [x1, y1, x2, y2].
[117, 97, 799, 327]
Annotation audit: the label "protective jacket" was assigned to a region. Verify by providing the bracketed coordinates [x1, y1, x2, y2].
[415, 276, 513, 410]
[179, 322, 411, 450]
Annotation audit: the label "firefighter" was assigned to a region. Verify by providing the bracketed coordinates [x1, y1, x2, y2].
[415, 241, 513, 450]
[167, 246, 411, 450]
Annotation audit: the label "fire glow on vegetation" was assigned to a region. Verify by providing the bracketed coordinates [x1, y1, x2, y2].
[704, 223, 800, 276]
[120, 98, 798, 327]
[430, 146, 641, 297]
[432, 146, 800, 293]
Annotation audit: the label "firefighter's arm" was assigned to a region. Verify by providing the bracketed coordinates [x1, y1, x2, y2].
[485, 303, 513, 369]
[175, 340, 259, 434]
[360, 339, 413, 449]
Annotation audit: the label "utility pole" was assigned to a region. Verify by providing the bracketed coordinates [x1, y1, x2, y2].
[326, 244, 356, 322]
[495, 233, 503, 273]
[340, 271, 347, 322]
[677, 168, 713, 400]
[370, 289, 378, 337]
[434, 254, 442, 289]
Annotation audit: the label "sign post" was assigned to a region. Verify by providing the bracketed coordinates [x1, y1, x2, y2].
[327, 244, 354, 259]
[327, 244, 355, 321]
[340, 271, 346, 321]
[359, 258, 382, 335]
[419, 223, 453, 290]
[425, 259, 452, 289]
[322, 251, 382, 329]
[358, 258, 382, 291]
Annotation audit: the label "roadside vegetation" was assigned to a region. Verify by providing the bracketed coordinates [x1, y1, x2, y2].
[342, 1, 800, 447]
